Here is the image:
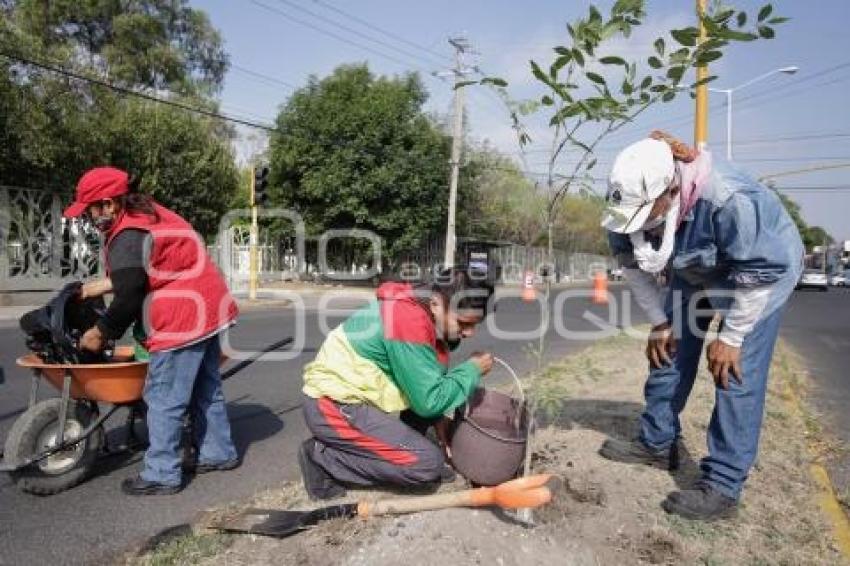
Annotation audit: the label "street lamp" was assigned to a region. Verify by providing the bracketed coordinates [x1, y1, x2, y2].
[711, 66, 798, 161]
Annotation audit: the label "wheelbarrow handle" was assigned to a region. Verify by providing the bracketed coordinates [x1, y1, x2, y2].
[220, 337, 293, 381]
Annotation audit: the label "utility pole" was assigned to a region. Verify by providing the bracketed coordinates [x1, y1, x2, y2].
[694, 0, 709, 150]
[443, 36, 472, 269]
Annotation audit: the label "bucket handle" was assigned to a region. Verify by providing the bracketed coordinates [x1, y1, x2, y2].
[463, 356, 526, 431]
[492, 356, 525, 407]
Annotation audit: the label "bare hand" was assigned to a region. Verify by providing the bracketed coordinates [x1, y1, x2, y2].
[469, 352, 494, 375]
[646, 322, 677, 368]
[79, 326, 105, 353]
[706, 339, 743, 390]
[78, 278, 113, 301]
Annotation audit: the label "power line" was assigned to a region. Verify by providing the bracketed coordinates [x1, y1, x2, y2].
[0, 51, 279, 132]
[600, 60, 850, 144]
[249, 0, 511, 124]
[310, 0, 451, 65]
[250, 0, 426, 70]
[230, 63, 297, 91]
[760, 162, 850, 180]
[271, 0, 443, 69]
[734, 60, 850, 106]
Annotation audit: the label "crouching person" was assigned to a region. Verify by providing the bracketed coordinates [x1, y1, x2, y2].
[299, 267, 494, 500]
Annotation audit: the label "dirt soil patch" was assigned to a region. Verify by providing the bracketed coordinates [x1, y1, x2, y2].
[130, 332, 847, 565]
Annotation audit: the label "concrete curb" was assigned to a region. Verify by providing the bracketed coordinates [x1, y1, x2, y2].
[784, 378, 850, 558]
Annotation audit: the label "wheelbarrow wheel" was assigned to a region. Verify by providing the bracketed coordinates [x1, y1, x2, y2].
[4, 398, 103, 495]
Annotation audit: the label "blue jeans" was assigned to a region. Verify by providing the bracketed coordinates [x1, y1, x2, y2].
[141, 335, 237, 486]
[639, 304, 785, 500]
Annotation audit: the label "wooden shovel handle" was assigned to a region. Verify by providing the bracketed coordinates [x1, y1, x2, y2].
[357, 474, 556, 518]
[358, 490, 476, 517]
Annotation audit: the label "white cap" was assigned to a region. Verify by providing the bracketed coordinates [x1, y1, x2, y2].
[600, 138, 675, 234]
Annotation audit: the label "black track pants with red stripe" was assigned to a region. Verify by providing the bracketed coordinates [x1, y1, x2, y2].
[301, 395, 444, 487]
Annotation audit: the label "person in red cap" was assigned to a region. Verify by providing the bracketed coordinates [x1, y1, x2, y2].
[65, 166, 240, 495]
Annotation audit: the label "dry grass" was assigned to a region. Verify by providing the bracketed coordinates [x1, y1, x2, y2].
[132, 332, 848, 566]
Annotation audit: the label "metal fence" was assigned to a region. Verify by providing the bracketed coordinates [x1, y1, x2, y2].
[1, 187, 614, 292]
[0, 186, 102, 291]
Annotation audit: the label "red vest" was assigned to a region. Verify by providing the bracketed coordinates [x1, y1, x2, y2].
[105, 203, 238, 352]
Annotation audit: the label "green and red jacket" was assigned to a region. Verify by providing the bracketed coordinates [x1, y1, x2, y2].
[302, 282, 481, 418]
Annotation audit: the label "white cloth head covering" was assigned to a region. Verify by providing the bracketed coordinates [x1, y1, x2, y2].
[600, 138, 675, 234]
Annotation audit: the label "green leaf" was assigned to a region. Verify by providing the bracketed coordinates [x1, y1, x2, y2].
[640, 92, 651, 103]
[541, 95, 554, 106]
[716, 29, 758, 41]
[697, 38, 727, 52]
[695, 50, 723, 65]
[589, 5, 602, 23]
[530, 60, 549, 84]
[566, 23, 576, 39]
[691, 75, 717, 88]
[566, 134, 592, 153]
[758, 4, 773, 22]
[481, 77, 508, 87]
[648, 56, 663, 69]
[758, 25, 775, 39]
[666, 66, 685, 82]
[736, 12, 747, 27]
[599, 56, 627, 66]
[621, 79, 634, 95]
[640, 76, 652, 89]
[601, 21, 621, 40]
[586, 158, 597, 170]
[654, 38, 665, 56]
[586, 71, 606, 85]
[549, 103, 583, 125]
[554, 46, 571, 56]
[650, 84, 667, 93]
[661, 91, 676, 102]
[551, 55, 572, 76]
[670, 47, 690, 64]
[453, 80, 476, 90]
[572, 48, 585, 66]
[713, 8, 735, 24]
[768, 16, 790, 25]
[671, 28, 698, 47]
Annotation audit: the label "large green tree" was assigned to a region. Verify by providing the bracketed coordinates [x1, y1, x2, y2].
[268, 64, 453, 262]
[0, 0, 238, 236]
[10, 0, 227, 95]
[775, 191, 835, 251]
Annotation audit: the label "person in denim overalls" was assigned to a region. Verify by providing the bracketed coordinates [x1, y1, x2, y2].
[598, 133, 803, 520]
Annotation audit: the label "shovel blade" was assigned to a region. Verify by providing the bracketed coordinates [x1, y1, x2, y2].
[212, 504, 358, 538]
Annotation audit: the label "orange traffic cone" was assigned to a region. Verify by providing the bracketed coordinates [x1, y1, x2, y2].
[522, 271, 536, 302]
[591, 271, 608, 305]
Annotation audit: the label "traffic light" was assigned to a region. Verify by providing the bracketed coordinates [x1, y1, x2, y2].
[253, 165, 269, 206]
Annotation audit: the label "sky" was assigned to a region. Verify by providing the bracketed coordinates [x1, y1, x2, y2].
[195, 0, 850, 242]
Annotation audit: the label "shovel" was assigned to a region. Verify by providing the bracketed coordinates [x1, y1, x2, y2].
[211, 473, 560, 538]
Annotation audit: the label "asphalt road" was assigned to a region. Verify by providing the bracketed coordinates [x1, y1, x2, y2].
[779, 286, 850, 496]
[0, 286, 646, 565]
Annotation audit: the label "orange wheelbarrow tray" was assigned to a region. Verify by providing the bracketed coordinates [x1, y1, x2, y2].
[0, 337, 292, 486]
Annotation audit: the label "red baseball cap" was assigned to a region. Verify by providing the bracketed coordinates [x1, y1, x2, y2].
[63, 166, 130, 218]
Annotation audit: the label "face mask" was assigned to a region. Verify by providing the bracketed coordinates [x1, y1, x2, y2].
[93, 215, 114, 233]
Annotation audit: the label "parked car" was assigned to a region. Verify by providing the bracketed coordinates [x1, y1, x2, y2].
[796, 269, 829, 291]
[609, 267, 624, 281]
[829, 272, 847, 287]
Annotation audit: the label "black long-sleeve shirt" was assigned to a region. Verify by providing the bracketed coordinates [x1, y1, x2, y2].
[95, 229, 149, 340]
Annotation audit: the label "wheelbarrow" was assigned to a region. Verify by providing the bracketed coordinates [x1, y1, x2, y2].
[0, 337, 292, 495]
